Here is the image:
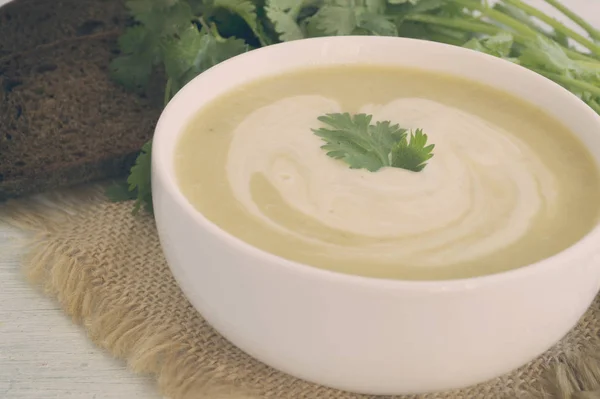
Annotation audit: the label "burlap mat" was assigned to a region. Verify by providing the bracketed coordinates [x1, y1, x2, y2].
[3, 185, 600, 399]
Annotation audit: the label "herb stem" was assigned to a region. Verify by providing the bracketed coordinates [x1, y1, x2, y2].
[563, 47, 598, 62]
[588, 99, 600, 115]
[209, 23, 226, 42]
[453, 0, 539, 39]
[542, 0, 600, 42]
[539, 71, 600, 97]
[198, 16, 211, 33]
[454, 0, 596, 61]
[503, 0, 600, 56]
[404, 14, 501, 37]
[289, 2, 305, 20]
[406, 13, 598, 64]
[164, 78, 173, 106]
[242, 18, 268, 46]
[493, 3, 557, 41]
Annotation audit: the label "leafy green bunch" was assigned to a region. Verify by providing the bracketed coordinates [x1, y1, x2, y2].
[107, 0, 600, 214]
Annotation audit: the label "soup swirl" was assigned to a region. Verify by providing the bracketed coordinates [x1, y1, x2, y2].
[176, 66, 600, 280]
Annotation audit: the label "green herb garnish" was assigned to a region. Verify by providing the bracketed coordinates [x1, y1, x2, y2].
[312, 113, 434, 172]
[106, 140, 153, 215]
[106, 0, 600, 214]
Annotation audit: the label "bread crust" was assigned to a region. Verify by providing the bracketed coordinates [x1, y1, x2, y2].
[0, 0, 163, 201]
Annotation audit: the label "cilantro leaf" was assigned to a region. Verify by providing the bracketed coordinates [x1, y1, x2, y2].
[312, 113, 433, 173]
[518, 35, 599, 81]
[162, 25, 207, 83]
[391, 128, 435, 172]
[117, 25, 150, 54]
[309, 0, 397, 37]
[519, 35, 577, 74]
[105, 180, 138, 202]
[357, 12, 399, 36]
[265, 0, 305, 41]
[214, 0, 258, 30]
[109, 53, 155, 90]
[130, 0, 193, 35]
[109, 24, 160, 90]
[105, 140, 153, 214]
[163, 25, 249, 99]
[127, 140, 153, 215]
[109, 0, 195, 91]
[209, 0, 272, 46]
[464, 32, 515, 59]
[212, 0, 271, 45]
[311, 5, 356, 36]
[190, 29, 250, 74]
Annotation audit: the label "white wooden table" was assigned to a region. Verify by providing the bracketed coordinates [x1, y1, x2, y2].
[0, 229, 163, 399]
[1, 1, 599, 398]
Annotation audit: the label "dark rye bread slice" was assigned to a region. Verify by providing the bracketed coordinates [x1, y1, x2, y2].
[0, 0, 164, 201]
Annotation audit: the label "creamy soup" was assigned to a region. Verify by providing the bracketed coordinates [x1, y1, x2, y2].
[175, 65, 600, 280]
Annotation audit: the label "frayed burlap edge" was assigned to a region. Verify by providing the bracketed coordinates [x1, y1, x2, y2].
[2, 185, 600, 399]
[0, 185, 258, 399]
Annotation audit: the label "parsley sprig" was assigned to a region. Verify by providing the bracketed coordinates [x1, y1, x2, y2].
[106, 0, 600, 214]
[313, 113, 434, 172]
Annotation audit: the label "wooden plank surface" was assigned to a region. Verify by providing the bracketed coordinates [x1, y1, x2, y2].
[0, 227, 164, 399]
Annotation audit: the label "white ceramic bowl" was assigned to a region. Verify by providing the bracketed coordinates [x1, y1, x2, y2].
[151, 36, 600, 395]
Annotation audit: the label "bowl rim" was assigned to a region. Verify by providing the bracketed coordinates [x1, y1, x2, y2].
[152, 35, 600, 291]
